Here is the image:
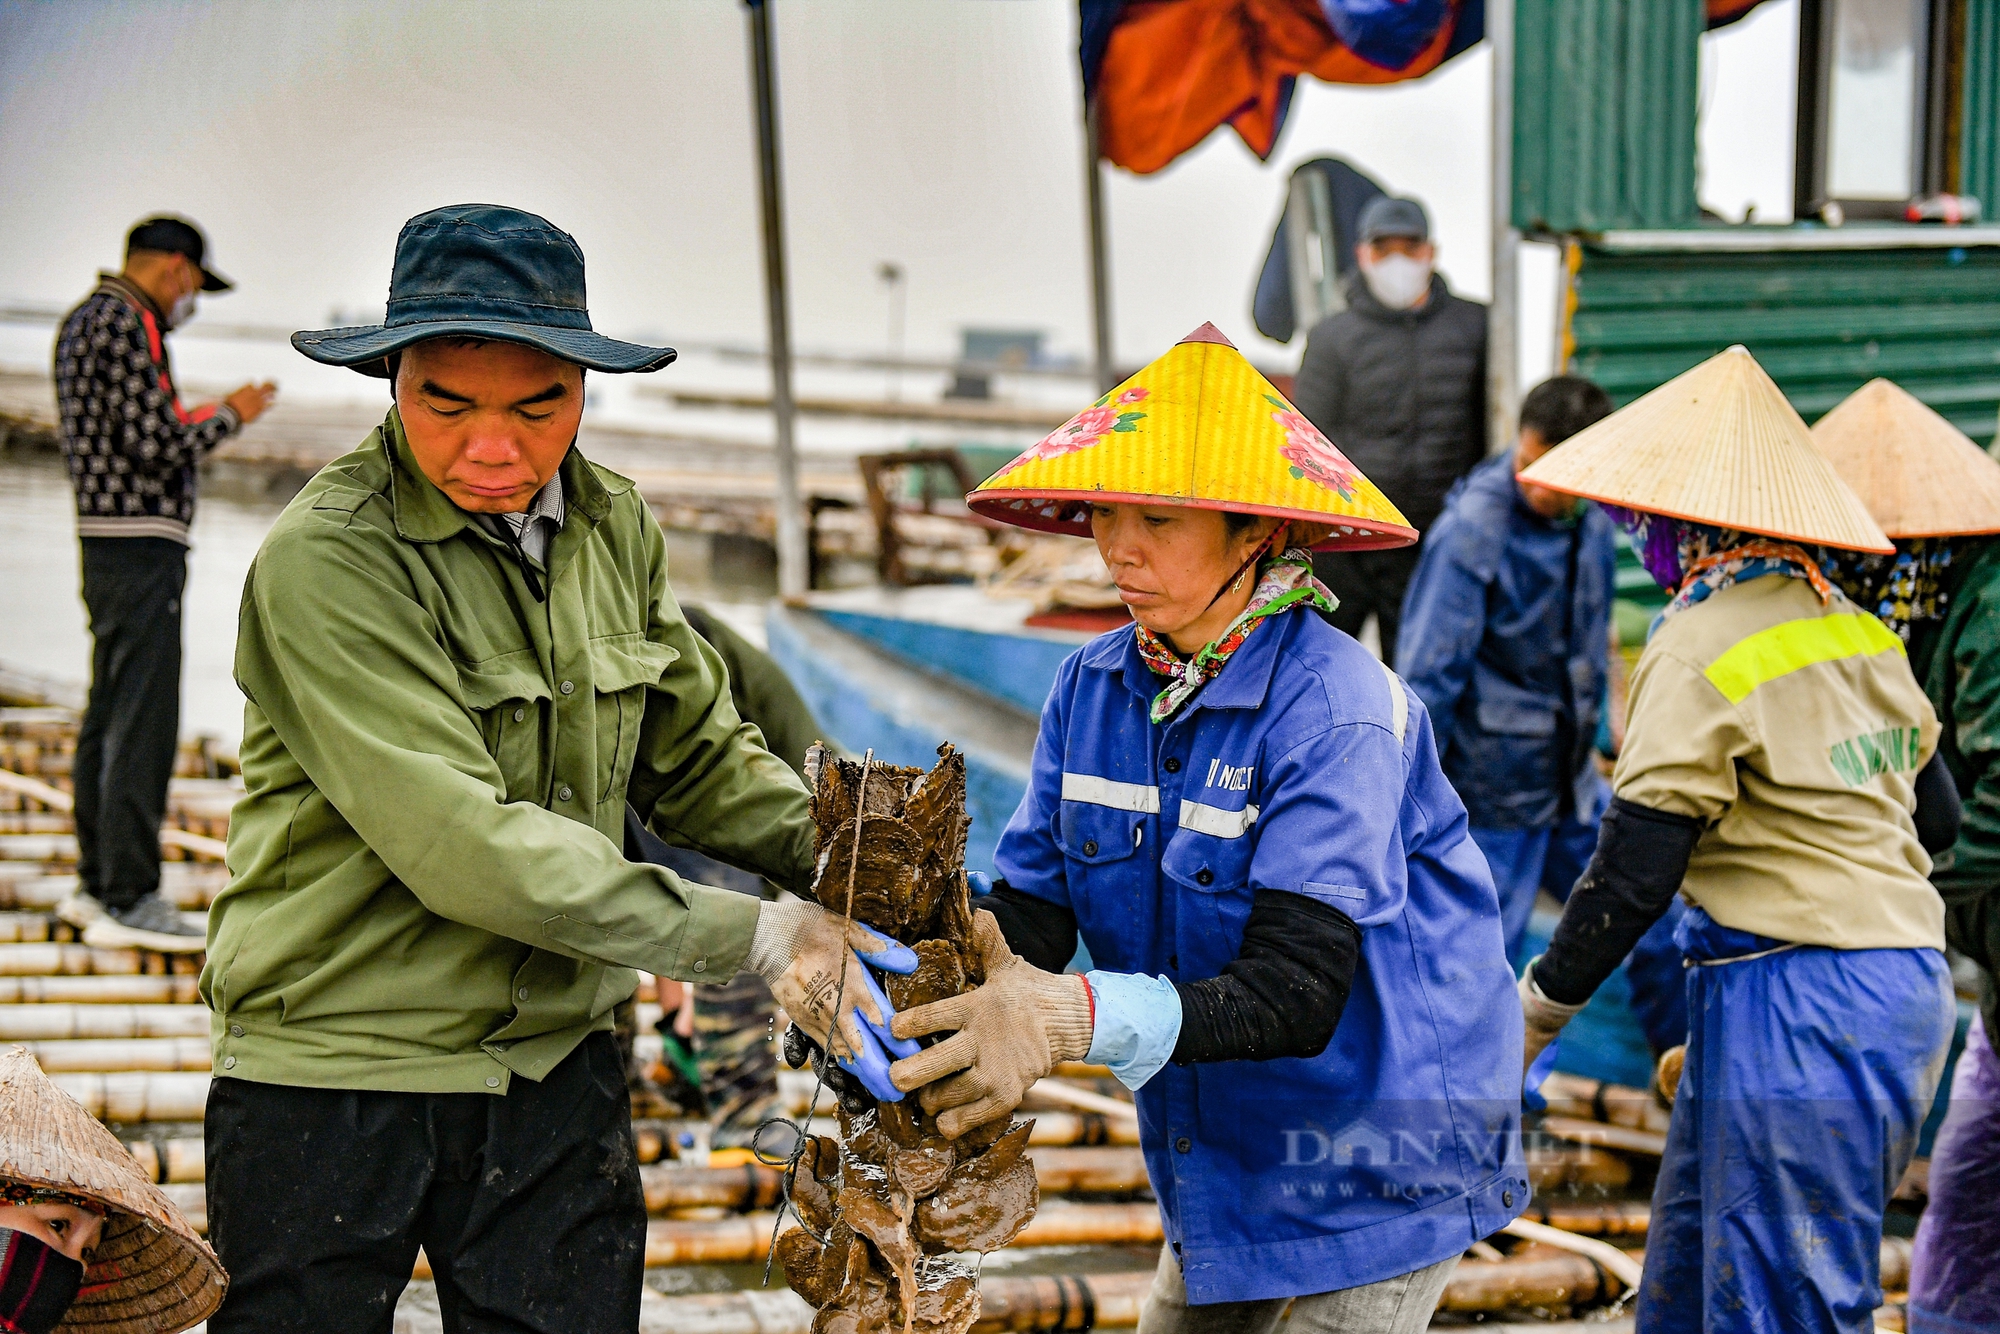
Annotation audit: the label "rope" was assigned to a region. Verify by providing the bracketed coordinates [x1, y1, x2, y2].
[754, 749, 874, 1285]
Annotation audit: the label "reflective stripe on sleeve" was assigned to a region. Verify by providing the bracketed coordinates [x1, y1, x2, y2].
[1379, 659, 1408, 743]
[1178, 800, 1259, 838]
[1702, 613, 1904, 706]
[1061, 772, 1162, 813]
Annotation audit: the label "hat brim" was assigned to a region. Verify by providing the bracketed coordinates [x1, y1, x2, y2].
[969, 489, 1418, 552]
[198, 266, 232, 292]
[290, 321, 676, 378]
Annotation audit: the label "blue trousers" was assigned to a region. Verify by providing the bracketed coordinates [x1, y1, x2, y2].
[1637, 909, 1956, 1334]
[1470, 808, 1689, 1054]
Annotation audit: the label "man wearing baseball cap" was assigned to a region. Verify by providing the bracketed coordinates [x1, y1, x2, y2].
[204, 203, 913, 1331]
[1289, 194, 1488, 665]
[52, 216, 276, 952]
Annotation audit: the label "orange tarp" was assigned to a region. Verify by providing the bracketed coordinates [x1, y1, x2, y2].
[1095, 0, 1457, 175]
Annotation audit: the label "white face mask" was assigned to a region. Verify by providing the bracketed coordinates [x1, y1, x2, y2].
[168, 289, 197, 329]
[1360, 253, 1433, 311]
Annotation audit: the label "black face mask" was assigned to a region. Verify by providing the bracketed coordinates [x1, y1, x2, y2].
[0, 1226, 84, 1334]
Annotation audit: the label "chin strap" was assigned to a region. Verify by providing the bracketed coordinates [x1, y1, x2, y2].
[1204, 521, 1290, 615]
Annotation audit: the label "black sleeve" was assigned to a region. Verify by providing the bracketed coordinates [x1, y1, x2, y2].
[1170, 891, 1361, 1065]
[1534, 797, 1704, 1006]
[1913, 749, 1962, 856]
[984, 881, 1079, 973]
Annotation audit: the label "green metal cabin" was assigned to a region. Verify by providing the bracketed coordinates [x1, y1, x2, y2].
[1511, 0, 2000, 612]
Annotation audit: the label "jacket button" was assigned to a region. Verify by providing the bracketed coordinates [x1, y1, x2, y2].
[513, 708, 525, 723]
[222, 1056, 236, 1070]
[693, 959, 707, 972]
[1163, 757, 1181, 773]
[1503, 1189, 1515, 1208]
[1082, 840, 1098, 857]
[517, 987, 530, 1002]
[1175, 1137, 1192, 1153]
[1196, 869, 1214, 886]
[559, 680, 575, 695]
[486, 1076, 501, 1088]
[228, 1024, 244, 1038]
[559, 785, 573, 802]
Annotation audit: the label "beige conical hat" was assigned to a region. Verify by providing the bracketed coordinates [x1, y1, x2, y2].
[0, 1047, 225, 1333]
[1809, 379, 2000, 537]
[1517, 345, 1892, 553]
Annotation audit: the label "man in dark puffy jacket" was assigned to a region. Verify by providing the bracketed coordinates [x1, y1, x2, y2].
[1289, 195, 1486, 665]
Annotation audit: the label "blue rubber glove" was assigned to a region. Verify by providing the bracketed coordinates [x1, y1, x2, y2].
[966, 871, 994, 897]
[1523, 1038, 1562, 1111]
[835, 962, 924, 1102]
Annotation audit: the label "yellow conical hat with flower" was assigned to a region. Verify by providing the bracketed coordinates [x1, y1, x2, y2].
[968, 323, 1415, 550]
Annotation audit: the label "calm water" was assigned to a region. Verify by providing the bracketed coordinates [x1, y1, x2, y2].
[0, 451, 772, 749]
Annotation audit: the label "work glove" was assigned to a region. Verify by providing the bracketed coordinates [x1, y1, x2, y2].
[1518, 958, 1587, 1077]
[886, 910, 1094, 1138]
[747, 897, 920, 1101]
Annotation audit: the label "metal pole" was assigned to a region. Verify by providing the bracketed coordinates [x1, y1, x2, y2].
[745, 0, 808, 597]
[1486, 0, 1520, 457]
[1084, 95, 1116, 395]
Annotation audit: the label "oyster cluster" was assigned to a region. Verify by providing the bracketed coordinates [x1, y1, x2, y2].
[777, 744, 1039, 1334]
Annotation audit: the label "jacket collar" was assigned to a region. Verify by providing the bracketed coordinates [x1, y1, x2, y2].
[95, 272, 166, 324]
[1082, 606, 1295, 716]
[384, 407, 622, 547]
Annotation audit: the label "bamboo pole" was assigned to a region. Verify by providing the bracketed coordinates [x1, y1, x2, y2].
[0, 913, 50, 943]
[1540, 1072, 1672, 1134]
[0, 834, 77, 863]
[1523, 1200, 1651, 1237]
[0, 770, 227, 862]
[964, 1272, 1149, 1334]
[1525, 1143, 1632, 1192]
[1022, 1078, 1139, 1122]
[48, 1071, 209, 1121]
[1535, 1115, 1668, 1157]
[1501, 1219, 1644, 1293]
[121, 1136, 207, 1184]
[1441, 1247, 1602, 1312]
[0, 1003, 209, 1039]
[19, 1037, 209, 1072]
[0, 944, 145, 976]
[0, 975, 200, 1004]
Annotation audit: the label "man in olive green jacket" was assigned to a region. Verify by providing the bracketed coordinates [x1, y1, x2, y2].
[203, 205, 913, 1333]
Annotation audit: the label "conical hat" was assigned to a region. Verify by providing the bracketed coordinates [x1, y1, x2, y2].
[1809, 379, 2000, 537]
[0, 1048, 225, 1333]
[968, 323, 1416, 550]
[1517, 345, 1892, 553]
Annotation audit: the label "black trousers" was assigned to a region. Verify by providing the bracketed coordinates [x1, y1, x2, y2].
[205, 1033, 647, 1334]
[1312, 545, 1425, 668]
[75, 537, 185, 911]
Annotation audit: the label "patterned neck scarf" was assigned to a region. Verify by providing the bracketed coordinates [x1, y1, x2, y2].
[1134, 549, 1337, 724]
[1602, 508, 1834, 629]
[1821, 538, 1955, 641]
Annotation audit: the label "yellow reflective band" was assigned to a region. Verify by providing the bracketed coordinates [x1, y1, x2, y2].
[1703, 613, 1904, 705]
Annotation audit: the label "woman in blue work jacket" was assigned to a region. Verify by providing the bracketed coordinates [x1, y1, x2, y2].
[889, 326, 1527, 1334]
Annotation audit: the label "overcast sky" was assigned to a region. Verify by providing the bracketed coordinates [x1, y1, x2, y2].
[0, 0, 1800, 402]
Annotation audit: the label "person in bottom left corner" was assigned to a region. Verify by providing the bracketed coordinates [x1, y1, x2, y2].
[0, 1046, 225, 1333]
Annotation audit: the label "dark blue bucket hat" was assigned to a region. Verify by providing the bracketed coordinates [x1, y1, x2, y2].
[291, 204, 675, 378]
